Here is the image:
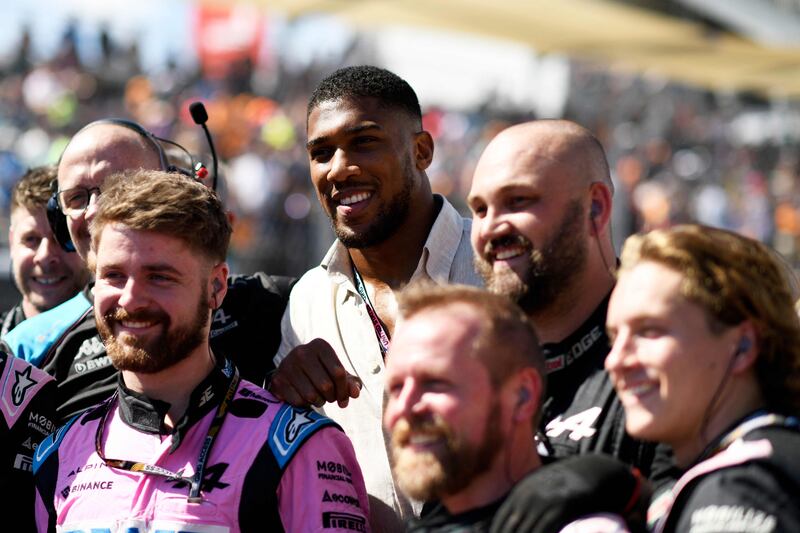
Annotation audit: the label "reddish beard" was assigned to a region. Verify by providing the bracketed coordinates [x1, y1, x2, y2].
[96, 288, 210, 374]
[390, 399, 502, 501]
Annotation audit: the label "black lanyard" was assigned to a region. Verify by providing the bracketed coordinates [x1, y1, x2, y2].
[352, 264, 391, 357]
[95, 364, 240, 503]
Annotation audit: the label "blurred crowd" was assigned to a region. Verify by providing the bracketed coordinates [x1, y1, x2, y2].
[2, 14, 800, 277]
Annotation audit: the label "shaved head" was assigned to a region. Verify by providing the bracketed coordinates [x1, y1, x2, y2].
[468, 119, 616, 337]
[57, 123, 165, 261]
[477, 120, 612, 196]
[58, 123, 163, 179]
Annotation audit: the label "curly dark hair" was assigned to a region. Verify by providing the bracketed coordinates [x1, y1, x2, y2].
[307, 65, 421, 124]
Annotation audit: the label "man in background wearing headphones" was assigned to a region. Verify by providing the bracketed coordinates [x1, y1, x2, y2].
[384, 283, 649, 532]
[467, 120, 675, 485]
[3, 119, 293, 423]
[2, 165, 90, 336]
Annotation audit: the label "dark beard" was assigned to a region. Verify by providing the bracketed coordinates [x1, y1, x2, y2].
[390, 398, 503, 501]
[96, 287, 209, 374]
[331, 158, 414, 249]
[475, 199, 588, 315]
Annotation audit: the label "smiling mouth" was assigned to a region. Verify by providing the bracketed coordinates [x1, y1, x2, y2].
[31, 275, 67, 286]
[629, 383, 656, 395]
[400, 432, 446, 453]
[619, 381, 658, 401]
[119, 320, 157, 329]
[408, 433, 440, 445]
[485, 235, 531, 263]
[338, 191, 372, 206]
[494, 246, 527, 261]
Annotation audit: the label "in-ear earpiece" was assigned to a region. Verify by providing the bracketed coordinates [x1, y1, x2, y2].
[737, 337, 752, 355]
[517, 387, 530, 407]
[591, 200, 601, 220]
[212, 278, 222, 298]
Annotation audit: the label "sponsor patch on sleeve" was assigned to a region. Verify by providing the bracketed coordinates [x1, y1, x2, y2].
[32, 414, 79, 475]
[268, 404, 336, 469]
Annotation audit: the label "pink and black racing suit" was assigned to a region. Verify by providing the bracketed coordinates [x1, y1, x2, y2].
[33, 359, 370, 532]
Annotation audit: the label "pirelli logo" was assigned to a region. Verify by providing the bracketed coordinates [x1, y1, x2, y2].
[322, 511, 366, 531]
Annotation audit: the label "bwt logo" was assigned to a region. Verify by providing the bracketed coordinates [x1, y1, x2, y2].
[74, 356, 112, 374]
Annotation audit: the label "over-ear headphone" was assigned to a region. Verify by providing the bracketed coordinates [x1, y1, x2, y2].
[46, 181, 75, 252]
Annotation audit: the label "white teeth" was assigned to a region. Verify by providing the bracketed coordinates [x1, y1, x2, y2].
[120, 320, 153, 329]
[339, 192, 372, 206]
[495, 248, 525, 261]
[626, 383, 656, 396]
[408, 434, 439, 446]
[33, 277, 60, 285]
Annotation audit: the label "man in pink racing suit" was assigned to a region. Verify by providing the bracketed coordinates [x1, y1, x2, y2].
[33, 169, 369, 532]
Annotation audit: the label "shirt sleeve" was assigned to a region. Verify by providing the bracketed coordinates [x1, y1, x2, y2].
[273, 300, 301, 368]
[672, 464, 800, 533]
[277, 425, 370, 532]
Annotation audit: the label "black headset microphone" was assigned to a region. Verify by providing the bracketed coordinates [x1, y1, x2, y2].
[189, 101, 218, 192]
[47, 102, 219, 252]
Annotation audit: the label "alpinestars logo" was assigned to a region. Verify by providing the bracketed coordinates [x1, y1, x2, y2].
[286, 410, 315, 443]
[12, 365, 37, 406]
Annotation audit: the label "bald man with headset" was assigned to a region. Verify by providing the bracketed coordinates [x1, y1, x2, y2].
[3, 114, 293, 423]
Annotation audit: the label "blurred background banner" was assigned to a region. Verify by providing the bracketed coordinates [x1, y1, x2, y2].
[0, 0, 799, 306]
[195, 4, 265, 80]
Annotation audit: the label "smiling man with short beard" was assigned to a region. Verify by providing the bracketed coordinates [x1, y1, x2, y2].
[474, 198, 587, 315]
[468, 120, 675, 487]
[383, 283, 648, 532]
[271, 65, 482, 532]
[33, 169, 369, 532]
[96, 283, 208, 374]
[383, 284, 544, 530]
[390, 397, 503, 503]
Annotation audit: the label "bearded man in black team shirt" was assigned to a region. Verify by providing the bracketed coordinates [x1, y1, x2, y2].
[467, 120, 671, 482]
